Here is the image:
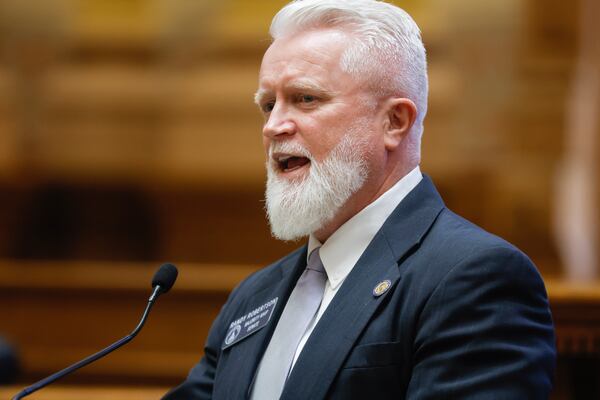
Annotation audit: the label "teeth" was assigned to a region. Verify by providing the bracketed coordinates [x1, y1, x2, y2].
[277, 155, 293, 162]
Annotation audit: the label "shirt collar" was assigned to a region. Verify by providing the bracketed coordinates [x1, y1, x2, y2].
[307, 166, 423, 289]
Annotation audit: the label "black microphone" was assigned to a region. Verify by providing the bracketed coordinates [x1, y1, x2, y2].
[12, 263, 179, 400]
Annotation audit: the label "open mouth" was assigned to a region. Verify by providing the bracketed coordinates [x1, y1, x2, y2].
[274, 154, 311, 173]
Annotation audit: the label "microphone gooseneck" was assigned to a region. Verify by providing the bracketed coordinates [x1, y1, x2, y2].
[12, 263, 179, 400]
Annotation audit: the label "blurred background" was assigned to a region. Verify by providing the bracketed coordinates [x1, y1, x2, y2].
[0, 0, 598, 399]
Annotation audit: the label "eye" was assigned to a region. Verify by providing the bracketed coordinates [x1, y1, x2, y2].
[262, 101, 275, 113]
[299, 94, 316, 103]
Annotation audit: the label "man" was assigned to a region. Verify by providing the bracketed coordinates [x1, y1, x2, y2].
[164, 0, 556, 398]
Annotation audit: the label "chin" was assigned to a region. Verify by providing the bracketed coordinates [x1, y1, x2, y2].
[265, 130, 370, 242]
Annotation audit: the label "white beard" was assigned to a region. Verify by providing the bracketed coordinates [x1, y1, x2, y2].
[265, 131, 370, 241]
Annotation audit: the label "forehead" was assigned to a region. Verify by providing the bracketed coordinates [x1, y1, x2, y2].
[258, 29, 355, 92]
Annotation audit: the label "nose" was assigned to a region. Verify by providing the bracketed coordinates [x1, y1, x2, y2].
[262, 103, 297, 139]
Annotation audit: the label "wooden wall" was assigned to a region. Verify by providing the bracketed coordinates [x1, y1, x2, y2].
[0, 0, 582, 271]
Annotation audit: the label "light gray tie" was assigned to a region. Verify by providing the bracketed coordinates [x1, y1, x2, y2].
[250, 248, 327, 400]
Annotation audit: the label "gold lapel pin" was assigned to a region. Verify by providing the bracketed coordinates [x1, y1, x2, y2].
[373, 279, 392, 297]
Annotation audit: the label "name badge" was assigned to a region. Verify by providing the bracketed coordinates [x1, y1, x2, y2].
[222, 297, 278, 349]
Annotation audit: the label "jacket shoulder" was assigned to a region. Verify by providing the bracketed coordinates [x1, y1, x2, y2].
[399, 207, 547, 306]
[422, 207, 536, 270]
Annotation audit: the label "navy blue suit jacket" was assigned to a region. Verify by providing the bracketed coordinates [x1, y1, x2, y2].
[164, 176, 556, 399]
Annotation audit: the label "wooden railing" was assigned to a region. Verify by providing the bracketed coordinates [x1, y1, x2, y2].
[0, 386, 169, 400]
[2, 262, 599, 387]
[546, 279, 600, 355]
[0, 260, 257, 385]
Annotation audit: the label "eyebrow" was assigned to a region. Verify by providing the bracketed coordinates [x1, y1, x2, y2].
[254, 89, 269, 106]
[254, 80, 337, 106]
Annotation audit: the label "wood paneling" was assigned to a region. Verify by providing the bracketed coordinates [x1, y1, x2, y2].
[0, 386, 169, 400]
[0, 261, 257, 385]
[2, 261, 599, 389]
[0, 0, 584, 272]
[547, 279, 600, 355]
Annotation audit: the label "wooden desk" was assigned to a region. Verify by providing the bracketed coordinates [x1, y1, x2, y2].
[0, 386, 169, 400]
[546, 278, 600, 355]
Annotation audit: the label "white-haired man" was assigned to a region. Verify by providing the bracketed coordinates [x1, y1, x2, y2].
[164, 1, 555, 399]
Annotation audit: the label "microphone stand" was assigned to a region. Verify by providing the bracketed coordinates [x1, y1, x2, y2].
[12, 285, 164, 400]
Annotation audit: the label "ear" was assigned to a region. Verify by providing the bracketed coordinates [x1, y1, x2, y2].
[382, 98, 417, 151]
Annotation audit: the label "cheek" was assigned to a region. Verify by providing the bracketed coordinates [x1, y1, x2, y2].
[305, 116, 348, 146]
[302, 129, 338, 162]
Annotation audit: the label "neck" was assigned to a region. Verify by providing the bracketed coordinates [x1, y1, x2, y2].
[313, 162, 417, 242]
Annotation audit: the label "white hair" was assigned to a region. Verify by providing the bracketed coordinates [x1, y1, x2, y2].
[270, 0, 429, 154]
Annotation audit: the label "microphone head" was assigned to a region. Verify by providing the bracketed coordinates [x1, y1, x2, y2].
[152, 263, 178, 293]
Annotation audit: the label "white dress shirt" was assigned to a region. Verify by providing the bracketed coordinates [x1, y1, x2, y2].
[289, 166, 423, 368]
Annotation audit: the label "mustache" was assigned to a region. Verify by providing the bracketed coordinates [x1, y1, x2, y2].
[268, 141, 313, 159]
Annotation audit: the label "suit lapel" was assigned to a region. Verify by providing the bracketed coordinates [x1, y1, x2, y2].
[280, 176, 445, 400]
[281, 236, 401, 400]
[215, 247, 308, 400]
